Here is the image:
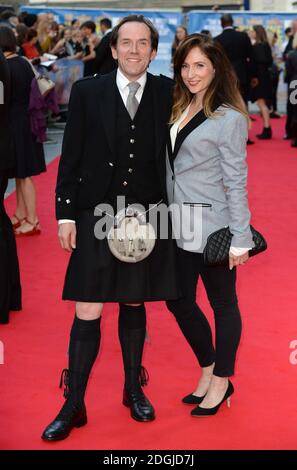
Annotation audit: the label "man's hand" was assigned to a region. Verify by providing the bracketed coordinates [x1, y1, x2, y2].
[229, 251, 249, 270]
[58, 223, 76, 252]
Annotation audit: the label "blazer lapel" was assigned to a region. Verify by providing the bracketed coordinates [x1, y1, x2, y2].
[167, 125, 174, 171]
[99, 69, 117, 159]
[173, 109, 208, 160]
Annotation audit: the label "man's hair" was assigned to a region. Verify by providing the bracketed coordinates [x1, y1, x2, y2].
[0, 9, 16, 21]
[221, 13, 234, 28]
[0, 25, 17, 52]
[110, 15, 159, 51]
[80, 21, 96, 33]
[100, 18, 112, 30]
[23, 13, 37, 28]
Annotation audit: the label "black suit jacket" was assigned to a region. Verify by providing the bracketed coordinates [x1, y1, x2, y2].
[0, 49, 14, 172]
[93, 32, 117, 75]
[56, 70, 174, 220]
[215, 28, 256, 87]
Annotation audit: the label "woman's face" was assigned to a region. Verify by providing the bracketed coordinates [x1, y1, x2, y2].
[72, 30, 82, 43]
[181, 46, 215, 98]
[176, 27, 186, 42]
[249, 29, 256, 41]
[64, 29, 72, 41]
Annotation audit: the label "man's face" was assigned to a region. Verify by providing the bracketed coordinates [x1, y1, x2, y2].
[81, 27, 92, 39]
[111, 21, 157, 81]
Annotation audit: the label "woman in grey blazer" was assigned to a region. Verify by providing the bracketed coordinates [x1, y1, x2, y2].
[166, 34, 254, 416]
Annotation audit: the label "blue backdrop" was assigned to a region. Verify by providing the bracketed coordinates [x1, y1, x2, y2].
[187, 10, 297, 44]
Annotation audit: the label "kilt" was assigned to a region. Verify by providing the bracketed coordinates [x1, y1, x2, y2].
[62, 207, 182, 303]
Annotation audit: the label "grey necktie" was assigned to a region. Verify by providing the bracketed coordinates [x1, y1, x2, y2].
[126, 81, 140, 120]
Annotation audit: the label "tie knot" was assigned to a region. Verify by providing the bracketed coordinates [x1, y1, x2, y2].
[128, 81, 140, 95]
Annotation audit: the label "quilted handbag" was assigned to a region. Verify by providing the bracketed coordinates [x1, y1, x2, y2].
[203, 225, 267, 267]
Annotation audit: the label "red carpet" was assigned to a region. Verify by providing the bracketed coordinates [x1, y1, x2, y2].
[1, 116, 297, 450]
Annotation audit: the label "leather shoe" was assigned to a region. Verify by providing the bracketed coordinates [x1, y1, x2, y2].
[41, 401, 87, 441]
[123, 388, 155, 422]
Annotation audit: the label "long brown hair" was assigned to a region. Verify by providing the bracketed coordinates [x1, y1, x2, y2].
[253, 25, 269, 44]
[171, 25, 188, 52]
[170, 33, 249, 124]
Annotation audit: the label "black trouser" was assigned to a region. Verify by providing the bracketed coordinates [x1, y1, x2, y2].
[166, 248, 242, 377]
[286, 84, 294, 137]
[271, 70, 280, 112]
[0, 171, 21, 323]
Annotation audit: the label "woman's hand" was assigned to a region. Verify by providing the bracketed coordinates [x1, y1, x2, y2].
[229, 251, 249, 270]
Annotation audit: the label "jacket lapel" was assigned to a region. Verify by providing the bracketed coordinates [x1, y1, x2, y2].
[167, 125, 174, 171]
[99, 69, 117, 159]
[150, 73, 171, 162]
[173, 109, 208, 160]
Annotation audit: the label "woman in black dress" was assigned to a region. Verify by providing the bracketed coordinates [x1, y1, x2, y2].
[0, 48, 22, 324]
[249, 25, 273, 139]
[0, 27, 46, 236]
[171, 25, 188, 61]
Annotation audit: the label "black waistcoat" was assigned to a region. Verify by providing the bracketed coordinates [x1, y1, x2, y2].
[106, 80, 163, 206]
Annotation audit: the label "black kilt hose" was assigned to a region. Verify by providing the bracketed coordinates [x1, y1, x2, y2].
[62, 207, 181, 303]
[56, 71, 181, 303]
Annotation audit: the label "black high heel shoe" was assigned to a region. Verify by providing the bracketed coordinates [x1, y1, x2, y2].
[182, 393, 206, 405]
[191, 380, 234, 417]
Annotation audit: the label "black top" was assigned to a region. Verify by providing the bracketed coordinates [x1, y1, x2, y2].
[215, 28, 256, 86]
[93, 32, 117, 75]
[0, 49, 14, 172]
[249, 42, 273, 102]
[7, 56, 46, 178]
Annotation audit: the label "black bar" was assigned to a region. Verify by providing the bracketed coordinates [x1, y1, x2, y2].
[1, 450, 297, 466]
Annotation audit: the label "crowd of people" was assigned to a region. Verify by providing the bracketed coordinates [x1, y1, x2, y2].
[0, 9, 117, 75]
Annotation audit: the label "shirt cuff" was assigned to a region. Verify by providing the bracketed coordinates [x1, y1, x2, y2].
[229, 246, 251, 256]
[58, 219, 76, 225]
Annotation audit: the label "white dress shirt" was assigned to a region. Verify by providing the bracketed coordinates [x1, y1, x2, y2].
[58, 68, 147, 226]
[170, 105, 250, 257]
[116, 67, 147, 107]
